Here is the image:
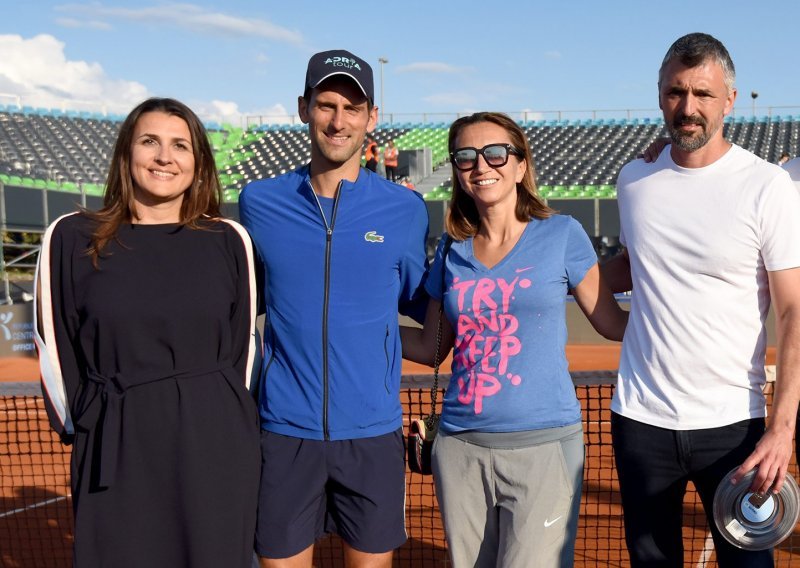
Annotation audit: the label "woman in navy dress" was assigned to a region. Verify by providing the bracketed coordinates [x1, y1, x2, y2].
[35, 98, 260, 568]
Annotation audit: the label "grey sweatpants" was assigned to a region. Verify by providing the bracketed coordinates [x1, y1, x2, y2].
[431, 429, 584, 567]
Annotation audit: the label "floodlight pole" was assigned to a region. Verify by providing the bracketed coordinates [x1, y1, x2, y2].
[378, 57, 389, 124]
[0, 181, 8, 304]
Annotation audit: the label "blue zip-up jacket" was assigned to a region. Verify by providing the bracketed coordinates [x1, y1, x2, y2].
[239, 166, 429, 440]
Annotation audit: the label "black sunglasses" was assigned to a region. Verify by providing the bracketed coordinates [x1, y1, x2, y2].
[449, 143, 523, 172]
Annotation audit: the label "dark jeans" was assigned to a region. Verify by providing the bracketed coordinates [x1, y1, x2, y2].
[611, 412, 773, 568]
[796, 408, 800, 460]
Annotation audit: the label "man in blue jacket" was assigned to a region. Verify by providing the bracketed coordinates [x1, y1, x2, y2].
[239, 49, 429, 568]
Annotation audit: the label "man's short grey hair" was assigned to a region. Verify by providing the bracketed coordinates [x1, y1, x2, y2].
[658, 32, 736, 93]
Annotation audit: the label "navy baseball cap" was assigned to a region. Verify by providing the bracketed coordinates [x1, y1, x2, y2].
[304, 49, 374, 104]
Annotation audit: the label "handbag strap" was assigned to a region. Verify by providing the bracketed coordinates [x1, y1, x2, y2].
[426, 236, 453, 426]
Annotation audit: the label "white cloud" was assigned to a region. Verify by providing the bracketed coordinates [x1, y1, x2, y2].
[55, 17, 113, 30]
[188, 101, 296, 127]
[212, 100, 241, 117]
[544, 50, 562, 60]
[0, 33, 293, 126]
[56, 3, 304, 44]
[240, 103, 297, 127]
[0, 34, 148, 115]
[395, 62, 473, 74]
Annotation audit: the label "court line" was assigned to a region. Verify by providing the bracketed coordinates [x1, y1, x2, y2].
[695, 532, 715, 567]
[0, 495, 70, 519]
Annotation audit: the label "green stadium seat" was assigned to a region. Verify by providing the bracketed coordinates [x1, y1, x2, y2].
[223, 189, 240, 203]
[83, 183, 105, 196]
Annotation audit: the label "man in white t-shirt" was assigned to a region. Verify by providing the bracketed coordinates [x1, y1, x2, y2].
[782, 156, 800, 465]
[603, 32, 800, 567]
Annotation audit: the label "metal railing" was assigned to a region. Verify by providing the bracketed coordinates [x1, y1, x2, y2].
[243, 105, 800, 129]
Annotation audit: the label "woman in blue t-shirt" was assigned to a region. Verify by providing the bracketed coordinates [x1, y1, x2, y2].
[401, 112, 628, 567]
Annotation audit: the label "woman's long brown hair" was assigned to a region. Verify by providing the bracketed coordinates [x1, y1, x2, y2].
[86, 97, 222, 265]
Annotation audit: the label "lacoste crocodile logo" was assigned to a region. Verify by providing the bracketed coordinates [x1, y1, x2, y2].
[364, 231, 385, 243]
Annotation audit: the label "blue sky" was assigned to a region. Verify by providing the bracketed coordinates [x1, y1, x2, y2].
[2, 1, 800, 125]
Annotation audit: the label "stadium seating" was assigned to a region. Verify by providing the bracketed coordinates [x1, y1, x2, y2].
[1, 108, 799, 206]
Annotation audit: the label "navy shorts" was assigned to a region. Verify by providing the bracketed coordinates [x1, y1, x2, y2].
[254, 428, 407, 559]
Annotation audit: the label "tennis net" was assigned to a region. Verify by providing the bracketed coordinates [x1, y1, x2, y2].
[2, 374, 799, 567]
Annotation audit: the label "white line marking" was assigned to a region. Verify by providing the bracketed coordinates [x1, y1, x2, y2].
[695, 531, 714, 568]
[0, 495, 70, 518]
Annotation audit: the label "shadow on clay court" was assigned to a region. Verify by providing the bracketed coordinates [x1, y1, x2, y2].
[0, 486, 73, 568]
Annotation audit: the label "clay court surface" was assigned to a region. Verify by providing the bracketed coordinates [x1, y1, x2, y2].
[0, 357, 39, 383]
[3, 347, 799, 567]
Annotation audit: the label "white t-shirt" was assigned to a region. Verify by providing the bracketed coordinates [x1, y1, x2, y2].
[782, 157, 800, 191]
[612, 144, 800, 429]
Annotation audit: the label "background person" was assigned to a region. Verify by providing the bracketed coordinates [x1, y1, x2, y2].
[604, 33, 800, 567]
[383, 139, 399, 181]
[239, 49, 429, 568]
[35, 97, 261, 568]
[402, 111, 628, 567]
[365, 136, 379, 172]
[400, 176, 415, 189]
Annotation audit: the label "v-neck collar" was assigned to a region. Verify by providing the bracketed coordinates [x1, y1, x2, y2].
[466, 221, 533, 273]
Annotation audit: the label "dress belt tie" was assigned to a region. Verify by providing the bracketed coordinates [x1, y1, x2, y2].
[76, 362, 232, 488]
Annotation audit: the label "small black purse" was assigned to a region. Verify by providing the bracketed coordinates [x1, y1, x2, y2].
[407, 237, 451, 475]
[407, 409, 439, 475]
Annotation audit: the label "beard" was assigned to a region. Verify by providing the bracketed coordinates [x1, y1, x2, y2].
[666, 113, 719, 152]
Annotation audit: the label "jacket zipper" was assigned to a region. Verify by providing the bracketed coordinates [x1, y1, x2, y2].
[383, 325, 390, 394]
[310, 180, 343, 441]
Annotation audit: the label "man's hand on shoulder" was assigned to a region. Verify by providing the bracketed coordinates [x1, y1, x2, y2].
[640, 137, 670, 163]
